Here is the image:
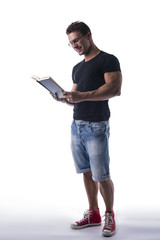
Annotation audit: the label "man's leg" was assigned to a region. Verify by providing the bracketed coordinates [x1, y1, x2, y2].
[99, 179, 116, 237]
[83, 170, 99, 210]
[99, 178, 114, 212]
[83, 171, 114, 212]
[71, 170, 101, 229]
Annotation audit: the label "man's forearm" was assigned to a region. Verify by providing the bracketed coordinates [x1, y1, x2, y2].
[62, 84, 120, 103]
[81, 83, 121, 102]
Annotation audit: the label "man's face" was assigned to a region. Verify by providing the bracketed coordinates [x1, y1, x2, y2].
[68, 31, 91, 55]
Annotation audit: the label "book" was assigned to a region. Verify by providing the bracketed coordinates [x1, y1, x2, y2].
[32, 75, 64, 98]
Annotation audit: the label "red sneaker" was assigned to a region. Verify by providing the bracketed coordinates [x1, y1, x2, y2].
[71, 208, 101, 229]
[102, 211, 116, 237]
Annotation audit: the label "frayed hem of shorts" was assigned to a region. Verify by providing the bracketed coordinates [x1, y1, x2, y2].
[92, 174, 111, 182]
[76, 168, 91, 174]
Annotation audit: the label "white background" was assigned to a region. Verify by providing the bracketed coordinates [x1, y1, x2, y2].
[0, 0, 160, 239]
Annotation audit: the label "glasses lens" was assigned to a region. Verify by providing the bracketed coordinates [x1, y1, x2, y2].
[68, 35, 84, 47]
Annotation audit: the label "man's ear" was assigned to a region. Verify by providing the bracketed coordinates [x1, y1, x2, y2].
[87, 32, 92, 39]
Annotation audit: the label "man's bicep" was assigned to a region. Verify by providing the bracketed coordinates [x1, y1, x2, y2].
[71, 83, 78, 92]
[104, 71, 122, 94]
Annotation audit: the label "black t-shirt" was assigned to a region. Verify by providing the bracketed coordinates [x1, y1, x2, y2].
[72, 51, 121, 122]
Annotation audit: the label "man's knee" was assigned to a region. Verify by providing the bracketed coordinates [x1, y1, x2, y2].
[83, 170, 93, 179]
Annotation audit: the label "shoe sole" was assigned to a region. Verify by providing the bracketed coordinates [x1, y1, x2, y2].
[71, 222, 101, 229]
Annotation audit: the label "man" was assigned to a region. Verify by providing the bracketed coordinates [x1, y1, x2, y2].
[51, 21, 122, 237]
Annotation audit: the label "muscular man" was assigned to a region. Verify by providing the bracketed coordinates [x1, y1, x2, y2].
[51, 21, 122, 237]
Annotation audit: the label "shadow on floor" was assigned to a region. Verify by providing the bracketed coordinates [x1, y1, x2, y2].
[0, 214, 160, 240]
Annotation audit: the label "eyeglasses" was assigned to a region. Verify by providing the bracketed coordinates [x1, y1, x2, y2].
[68, 35, 85, 47]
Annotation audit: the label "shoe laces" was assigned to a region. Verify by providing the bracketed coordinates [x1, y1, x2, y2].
[78, 209, 93, 224]
[102, 212, 113, 230]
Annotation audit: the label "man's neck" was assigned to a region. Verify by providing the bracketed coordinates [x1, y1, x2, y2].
[84, 45, 100, 62]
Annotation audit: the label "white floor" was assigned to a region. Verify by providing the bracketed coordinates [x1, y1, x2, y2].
[0, 210, 160, 240]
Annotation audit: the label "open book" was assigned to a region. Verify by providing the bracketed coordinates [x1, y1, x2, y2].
[32, 75, 64, 98]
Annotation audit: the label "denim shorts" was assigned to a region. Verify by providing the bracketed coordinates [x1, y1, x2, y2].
[71, 120, 110, 182]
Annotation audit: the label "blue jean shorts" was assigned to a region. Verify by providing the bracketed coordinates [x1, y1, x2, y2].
[71, 120, 110, 182]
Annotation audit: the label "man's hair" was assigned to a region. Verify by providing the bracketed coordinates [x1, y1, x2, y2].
[66, 21, 91, 35]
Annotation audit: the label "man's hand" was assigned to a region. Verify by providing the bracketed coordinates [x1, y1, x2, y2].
[50, 92, 74, 106]
[63, 91, 84, 103]
[50, 92, 67, 103]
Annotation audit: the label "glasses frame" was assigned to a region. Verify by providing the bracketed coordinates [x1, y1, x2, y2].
[68, 34, 85, 47]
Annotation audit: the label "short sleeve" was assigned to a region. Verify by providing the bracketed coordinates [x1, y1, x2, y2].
[102, 54, 121, 73]
[72, 66, 77, 83]
[72, 61, 83, 84]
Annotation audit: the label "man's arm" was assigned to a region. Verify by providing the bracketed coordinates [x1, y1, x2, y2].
[63, 71, 122, 103]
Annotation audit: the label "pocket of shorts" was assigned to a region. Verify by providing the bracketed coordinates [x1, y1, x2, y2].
[90, 122, 106, 135]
